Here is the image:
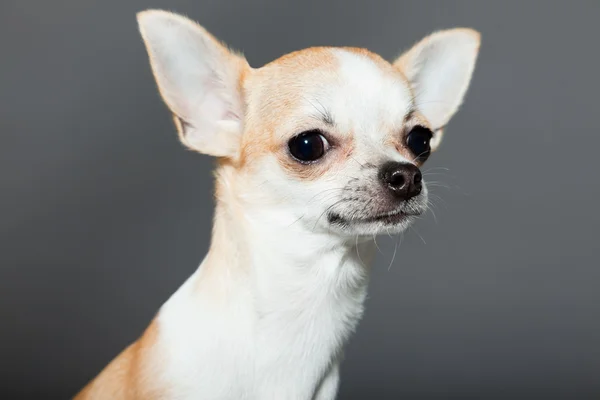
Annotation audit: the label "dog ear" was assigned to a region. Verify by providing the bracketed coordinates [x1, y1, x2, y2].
[137, 10, 250, 158]
[394, 28, 480, 151]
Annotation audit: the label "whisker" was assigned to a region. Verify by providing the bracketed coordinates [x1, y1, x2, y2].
[373, 233, 383, 254]
[287, 215, 305, 227]
[312, 198, 349, 231]
[305, 187, 348, 205]
[406, 150, 430, 165]
[423, 172, 450, 177]
[427, 192, 448, 209]
[427, 200, 438, 224]
[410, 225, 427, 245]
[423, 166, 450, 173]
[304, 96, 332, 125]
[424, 181, 452, 190]
[292, 190, 348, 228]
[349, 156, 366, 169]
[387, 232, 404, 271]
[355, 234, 366, 267]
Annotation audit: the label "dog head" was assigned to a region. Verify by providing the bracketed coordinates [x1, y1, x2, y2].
[137, 10, 480, 237]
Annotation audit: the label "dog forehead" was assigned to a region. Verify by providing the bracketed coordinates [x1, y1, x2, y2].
[329, 48, 413, 132]
[246, 47, 413, 133]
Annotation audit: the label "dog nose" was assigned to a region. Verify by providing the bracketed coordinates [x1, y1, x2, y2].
[378, 161, 422, 200]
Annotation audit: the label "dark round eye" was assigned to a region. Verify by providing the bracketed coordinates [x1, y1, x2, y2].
[288, 130, 329, 162]
[406, 126, 433, 162]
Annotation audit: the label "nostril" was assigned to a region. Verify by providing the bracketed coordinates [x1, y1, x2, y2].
[389, 171, 406, 189]
[413, 171, 422, 185]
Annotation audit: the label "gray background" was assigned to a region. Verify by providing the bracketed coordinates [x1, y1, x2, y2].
[1, 1, 599, 399]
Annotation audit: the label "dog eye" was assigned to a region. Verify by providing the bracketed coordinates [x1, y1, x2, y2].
[406, 126, 433, 162]
[288, 130, 329, 162]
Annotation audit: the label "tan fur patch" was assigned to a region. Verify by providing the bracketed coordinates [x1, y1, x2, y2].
[74, 320, 164, 400]
[237, 47, 342, 180]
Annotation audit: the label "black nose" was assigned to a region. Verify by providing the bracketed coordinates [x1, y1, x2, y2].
[378, 161, 422, 200]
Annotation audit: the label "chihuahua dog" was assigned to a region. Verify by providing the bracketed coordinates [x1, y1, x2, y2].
[75, 9, 480, 400]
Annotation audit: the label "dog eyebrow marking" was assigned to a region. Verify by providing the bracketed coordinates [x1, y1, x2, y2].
[306, 97, 334, 126]
[403, 109, 416, 124]
[434, 123, 447, 133]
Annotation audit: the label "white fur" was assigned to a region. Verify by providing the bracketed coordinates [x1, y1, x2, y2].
[331, 49, 413, 144]
[394, 29, 480, 150]
[153, 49, 409, 400]
[118, 10, 481, 400]
[157, 202, 373, 399]
[138, 10, 246, 157]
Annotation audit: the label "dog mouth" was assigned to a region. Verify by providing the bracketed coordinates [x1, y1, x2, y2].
[327, 208, 423, 226]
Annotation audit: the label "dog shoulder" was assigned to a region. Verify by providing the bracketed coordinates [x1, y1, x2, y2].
[74, 321, 166, 400]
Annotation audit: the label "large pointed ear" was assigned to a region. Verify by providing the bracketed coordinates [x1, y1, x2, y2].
[137, 10, 250, 158]
[394, 28, 480, 151]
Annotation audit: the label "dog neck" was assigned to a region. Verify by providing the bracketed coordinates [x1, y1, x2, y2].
[156, 163, 376, 396]
[196, 163, 375, 312]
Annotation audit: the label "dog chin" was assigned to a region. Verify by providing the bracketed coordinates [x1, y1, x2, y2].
[326, 209, 422, 236]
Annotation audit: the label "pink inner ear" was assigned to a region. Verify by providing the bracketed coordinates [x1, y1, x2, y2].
[201, 76, 240, 122]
